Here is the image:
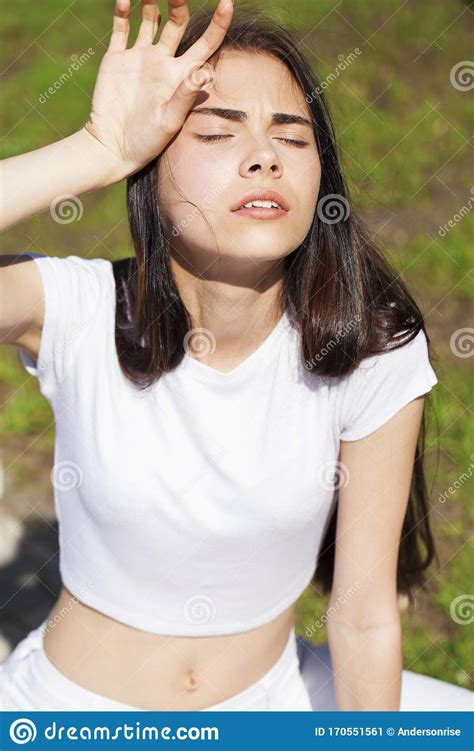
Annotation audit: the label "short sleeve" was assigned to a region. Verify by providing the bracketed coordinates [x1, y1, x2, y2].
[338, 328, 438, 441]
[17, 252, 112, 401]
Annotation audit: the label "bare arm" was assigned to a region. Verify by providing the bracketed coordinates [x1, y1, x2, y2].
[0, 128, 126, 232]
[0, 0, 233, 233]
[326, 396, 425, 710]
[0, 256, 44, 355]
[0, 0, 233, 350]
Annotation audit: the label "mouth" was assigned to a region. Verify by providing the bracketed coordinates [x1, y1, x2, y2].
[232, 205, 288, 220]
[231, 190, 289, 220]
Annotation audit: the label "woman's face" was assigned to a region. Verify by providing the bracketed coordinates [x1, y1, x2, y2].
[157, 50, 321, 272]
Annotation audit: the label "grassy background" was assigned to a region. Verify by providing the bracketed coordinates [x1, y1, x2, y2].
[0, 0, 473, 688]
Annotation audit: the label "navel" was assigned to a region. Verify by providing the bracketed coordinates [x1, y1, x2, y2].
[183, 668, 200, 692]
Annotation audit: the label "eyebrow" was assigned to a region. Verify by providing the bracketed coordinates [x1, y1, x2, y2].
[189, 107, 313, 128]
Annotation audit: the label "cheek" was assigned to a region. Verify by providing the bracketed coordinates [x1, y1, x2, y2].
[161, 148, 229, 213]
[300, 155, 321, 215]
[158, 144, 321, 236]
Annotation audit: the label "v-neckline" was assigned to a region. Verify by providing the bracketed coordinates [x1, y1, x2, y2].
[179, 312, 289, 384]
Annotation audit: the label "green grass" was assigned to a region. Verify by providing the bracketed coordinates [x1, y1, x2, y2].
[1, 0, 472, 690]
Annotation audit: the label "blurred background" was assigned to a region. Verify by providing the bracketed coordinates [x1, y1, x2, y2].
[0, 0, 472, 688]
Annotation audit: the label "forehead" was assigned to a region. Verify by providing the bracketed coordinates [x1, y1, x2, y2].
[192, 50, 308, 117]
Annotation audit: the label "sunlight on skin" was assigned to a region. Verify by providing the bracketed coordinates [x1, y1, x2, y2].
[156, 50, 321, 330]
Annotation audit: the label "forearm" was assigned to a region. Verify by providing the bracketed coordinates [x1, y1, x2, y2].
[327, 618, 403, 710]
[0, 127, 127, 232]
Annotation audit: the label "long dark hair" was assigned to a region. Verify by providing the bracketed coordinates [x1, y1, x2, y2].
[112, 6, 440, 607]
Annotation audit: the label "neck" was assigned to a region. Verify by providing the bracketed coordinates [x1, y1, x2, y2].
[170, 251, 285, 359]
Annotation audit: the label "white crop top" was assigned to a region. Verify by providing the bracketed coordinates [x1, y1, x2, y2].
[18, 253, 439, 636]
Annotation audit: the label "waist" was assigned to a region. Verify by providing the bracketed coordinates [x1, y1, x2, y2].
[42, 586, 298, 710]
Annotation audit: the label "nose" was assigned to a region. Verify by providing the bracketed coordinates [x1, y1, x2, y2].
[239, 138, 283, 178]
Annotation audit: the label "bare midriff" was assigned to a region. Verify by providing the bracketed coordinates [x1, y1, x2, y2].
[42, 586, 298, 710]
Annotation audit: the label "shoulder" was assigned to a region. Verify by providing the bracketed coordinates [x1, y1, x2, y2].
[335, 328, 438, 442]
[16, 253, 115, 400]
[29, 252, 115, 319]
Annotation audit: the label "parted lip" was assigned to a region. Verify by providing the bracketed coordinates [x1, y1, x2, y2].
[231, 189, 289, 212]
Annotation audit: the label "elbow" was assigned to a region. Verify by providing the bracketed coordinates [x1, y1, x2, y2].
[325, 603, 402, 640]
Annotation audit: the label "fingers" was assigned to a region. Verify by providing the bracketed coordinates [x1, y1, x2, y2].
[161, 72, 211, 137]
[134, 0, 161, 48]
[156, 0, 190, 56]
[180, 0, 233, 65]
[108, 0, 233, 57]
[108, 0, 131, 53]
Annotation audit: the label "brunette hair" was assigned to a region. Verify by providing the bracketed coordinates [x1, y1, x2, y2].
[112, 5, 440, 607]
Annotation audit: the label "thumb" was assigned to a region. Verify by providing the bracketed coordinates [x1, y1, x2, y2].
[161, 68, 212, 137]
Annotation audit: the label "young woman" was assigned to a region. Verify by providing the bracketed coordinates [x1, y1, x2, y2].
[0, 0, 471, 712]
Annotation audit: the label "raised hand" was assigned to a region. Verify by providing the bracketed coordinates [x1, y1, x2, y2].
[83, 0, 234, 178]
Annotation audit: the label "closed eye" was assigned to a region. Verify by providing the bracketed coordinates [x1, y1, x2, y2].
[195, 134, 308, 148]
[278, 137, 308, 148]
[195, 134, 233, 143]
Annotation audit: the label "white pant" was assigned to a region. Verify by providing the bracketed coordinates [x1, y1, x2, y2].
[296, 638, 473, 711]
[0, 619, 472, 712]
[0, 620, 312, 711]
